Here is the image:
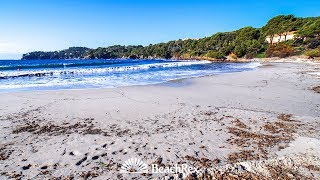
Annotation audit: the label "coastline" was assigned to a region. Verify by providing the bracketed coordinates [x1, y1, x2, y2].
[0, 59, 261, 93]
[13, 54, 320, 64]
[0, 62, 319, 179]
[187, 55, 320, 63]
[0, 57, 318, 94]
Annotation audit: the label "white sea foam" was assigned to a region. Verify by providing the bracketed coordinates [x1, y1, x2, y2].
[0, 60, 211, 78]
[229, 62, 261, 69]
[0, 61, 260, 91]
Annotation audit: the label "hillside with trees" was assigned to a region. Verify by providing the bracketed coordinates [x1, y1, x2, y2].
[22, 47, 91, 60]
[22, 15, 320, 60]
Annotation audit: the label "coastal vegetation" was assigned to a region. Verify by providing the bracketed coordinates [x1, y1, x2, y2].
[22, 15, 320, 60]
[22, 47, 90, 60]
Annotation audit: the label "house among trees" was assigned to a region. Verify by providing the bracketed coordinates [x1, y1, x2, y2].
[265, 31, 296, 44]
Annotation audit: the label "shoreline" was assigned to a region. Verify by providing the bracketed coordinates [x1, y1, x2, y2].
[0, 69, 258, 94]
[8, 55, 320, 64]
[0, 62, 319, 179]
[0, 59, 319, 94]
[0, 61, 260, 93]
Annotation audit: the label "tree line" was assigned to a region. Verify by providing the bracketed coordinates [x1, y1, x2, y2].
[22, 15, 320, 60]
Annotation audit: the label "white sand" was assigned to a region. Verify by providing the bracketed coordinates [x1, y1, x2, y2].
[0, 62, 319, 179]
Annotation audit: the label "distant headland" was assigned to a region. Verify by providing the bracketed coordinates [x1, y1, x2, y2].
[22, 15, 320, 61]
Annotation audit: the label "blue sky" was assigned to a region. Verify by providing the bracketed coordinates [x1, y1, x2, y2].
[0, 0, 320, 59]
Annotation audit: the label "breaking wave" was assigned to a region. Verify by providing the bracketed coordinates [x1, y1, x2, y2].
[0, 59, 260, 91]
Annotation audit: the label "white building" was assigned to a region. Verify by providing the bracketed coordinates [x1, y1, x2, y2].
[265, 31, 296, 44]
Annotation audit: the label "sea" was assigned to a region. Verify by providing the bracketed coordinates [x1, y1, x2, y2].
[0, 59, 260, 92]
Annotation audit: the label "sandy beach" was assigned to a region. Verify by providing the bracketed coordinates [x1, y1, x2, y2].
[0, 62, 320, 179]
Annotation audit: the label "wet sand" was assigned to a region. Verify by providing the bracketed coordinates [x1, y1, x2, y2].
[0, 62, 319, 179]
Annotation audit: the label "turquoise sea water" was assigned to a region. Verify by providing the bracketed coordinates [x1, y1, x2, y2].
[0, 59, 260, 92]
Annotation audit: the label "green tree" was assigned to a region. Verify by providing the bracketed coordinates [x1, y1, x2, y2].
[206, 50, 225, 59]
[298, 18, 320, 38]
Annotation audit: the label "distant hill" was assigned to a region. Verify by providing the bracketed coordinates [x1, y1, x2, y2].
[22, 47, 91, 60]
[22, 15, 320, 60]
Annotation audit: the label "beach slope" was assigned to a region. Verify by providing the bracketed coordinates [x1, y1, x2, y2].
[0, 62, 319, 179]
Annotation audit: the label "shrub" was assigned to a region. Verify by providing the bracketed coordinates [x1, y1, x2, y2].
[307, 38, 320, 49]
[129, 54, 138, 59]
[255, 53, 266, 58]
[206, 50, 225, 59]
[266, 43, 295, 58]
[304, 49, 320, 58]
[181, 53, 191, 59]
[294, 46, 305, 55]
[190, 50, 202, 57]
[228, 53, 238, 60]
[245, 53, 256, 59]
